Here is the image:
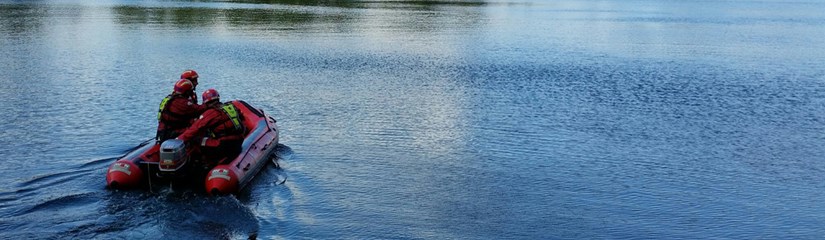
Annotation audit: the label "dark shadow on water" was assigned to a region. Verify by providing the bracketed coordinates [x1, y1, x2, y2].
[272, 143, 294, 162]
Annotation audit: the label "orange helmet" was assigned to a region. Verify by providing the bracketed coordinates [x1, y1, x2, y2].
[173, 79, 194, 94]
[202, 88, 220, 103]
[180, 70, 199, 87]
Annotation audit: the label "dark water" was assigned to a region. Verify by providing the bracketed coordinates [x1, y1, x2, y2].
[2, 0, 825, 238]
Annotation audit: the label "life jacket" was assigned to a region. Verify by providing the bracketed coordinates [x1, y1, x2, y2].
[206, 103, 244, 139]
[158, 94, 191, 129]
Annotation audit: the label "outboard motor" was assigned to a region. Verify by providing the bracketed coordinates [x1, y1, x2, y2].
[159, 139, 188, 173]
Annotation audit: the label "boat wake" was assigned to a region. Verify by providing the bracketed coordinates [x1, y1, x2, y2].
[0, 140, 293, 239]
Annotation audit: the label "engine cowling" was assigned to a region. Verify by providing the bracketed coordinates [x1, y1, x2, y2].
[159, 139, 188, 172]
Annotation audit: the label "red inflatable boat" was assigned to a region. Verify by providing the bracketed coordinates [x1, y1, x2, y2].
[106, 100, 279, 195]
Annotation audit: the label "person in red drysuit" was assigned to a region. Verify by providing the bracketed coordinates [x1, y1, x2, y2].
[156, 79, 206, 142]
[176, 88, 246, 165]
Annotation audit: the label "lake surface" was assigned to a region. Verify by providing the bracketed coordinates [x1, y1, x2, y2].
[2, 0, 825, 238]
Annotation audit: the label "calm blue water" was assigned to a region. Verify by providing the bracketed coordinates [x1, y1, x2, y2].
[2, 0, 825, 238]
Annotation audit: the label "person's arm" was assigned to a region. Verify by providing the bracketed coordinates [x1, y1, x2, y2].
[179, 100, 207, 119]
[177, 110, 213, 142]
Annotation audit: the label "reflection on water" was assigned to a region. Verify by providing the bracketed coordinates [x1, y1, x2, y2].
[1, 0, 489, 35]
[0, 4, 46, 35]
[113, 6, 346, 30]
[233, 0, 487, 8]
[108, 1, 487, 33]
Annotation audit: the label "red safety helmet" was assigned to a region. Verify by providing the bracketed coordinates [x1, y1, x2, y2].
[173, 79, 194, 94]
[202, 88, 220, 104]
[180, 70, 199, 87]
